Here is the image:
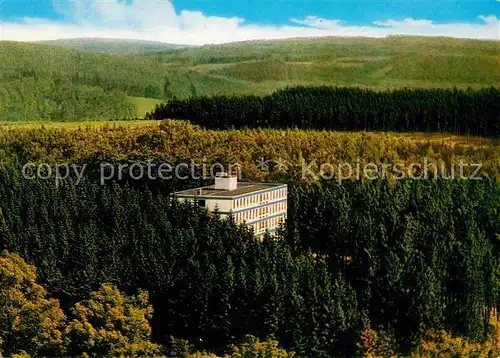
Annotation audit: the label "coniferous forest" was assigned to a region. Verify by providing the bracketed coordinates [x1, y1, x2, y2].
[0, 36, 499, 357]
[147, 86, 500, 137]
[0, 165, 499, 356]
[0, 119, 499, 357]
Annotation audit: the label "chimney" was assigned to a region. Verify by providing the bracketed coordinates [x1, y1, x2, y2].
[215, 172, 237, 191]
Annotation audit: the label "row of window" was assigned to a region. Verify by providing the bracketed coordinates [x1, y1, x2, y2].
[249, 215, 286, 234]
[234, 202, 287, 223]
[233, 187, 288, 209]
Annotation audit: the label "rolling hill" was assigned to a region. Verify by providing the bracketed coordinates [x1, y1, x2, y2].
[37, 38, 190, 54]
[0, 41, 257, 121]
[148, 36, 500, 90]
[0, 36, 498, 121]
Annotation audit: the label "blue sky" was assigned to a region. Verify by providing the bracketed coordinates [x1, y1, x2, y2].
[0, 0, 498, 44]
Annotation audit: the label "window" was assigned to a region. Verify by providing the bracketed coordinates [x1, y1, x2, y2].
[198, 199, 206, 207]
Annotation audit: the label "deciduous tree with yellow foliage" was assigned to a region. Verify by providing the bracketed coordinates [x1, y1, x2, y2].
[0, 251, 67, 357]
[65, 283, 161, 357]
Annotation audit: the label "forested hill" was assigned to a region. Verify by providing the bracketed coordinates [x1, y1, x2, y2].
[145, 36, 500, 90]
[37, 38, 190, 55]
[0, 36, 498, 122]
[0, 41, 254, 121]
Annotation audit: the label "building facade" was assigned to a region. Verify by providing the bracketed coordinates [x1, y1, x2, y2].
[172, 173, 288, 237]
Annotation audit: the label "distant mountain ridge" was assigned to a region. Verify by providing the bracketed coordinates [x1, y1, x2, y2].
[36, 38, 191, 54]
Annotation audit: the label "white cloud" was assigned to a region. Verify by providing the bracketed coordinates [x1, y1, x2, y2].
[291, 16, 344, 29]
[478, 14, 500, 25]
[373, 19, 434, 27]
[0, 0, 498, 44]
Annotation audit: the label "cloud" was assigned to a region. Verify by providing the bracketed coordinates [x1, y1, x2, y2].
[291, 16, 345, 29]
[369, 16, 499, 39]
[373, 19, 435, 27]
[478, 14, 500, 25]
[0, 0, 498, 44]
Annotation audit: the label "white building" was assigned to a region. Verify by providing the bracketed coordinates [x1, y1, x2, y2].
[172, 173, 288, 237]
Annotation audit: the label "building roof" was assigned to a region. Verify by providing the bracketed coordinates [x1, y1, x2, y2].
[172, 182, 287, 199]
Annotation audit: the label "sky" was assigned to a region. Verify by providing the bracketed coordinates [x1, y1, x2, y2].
[0, 0, 498, 44]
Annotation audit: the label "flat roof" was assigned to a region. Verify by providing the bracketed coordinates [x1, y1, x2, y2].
[173, 182, 287, 198]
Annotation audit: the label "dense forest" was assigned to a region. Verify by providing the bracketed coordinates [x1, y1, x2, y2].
[1, 248, 296, 357]
[0, 42, 248, 99]
[0, 77, 134, 122]
[1, 36, 498, 122]
[1, 35, 499, 356]
[147, 86, 500, 137]
[0, 172, 498, 356]
[0, 42, 253, 121]
[1, 121, 499, 179]
[0, 123, 498, 356]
